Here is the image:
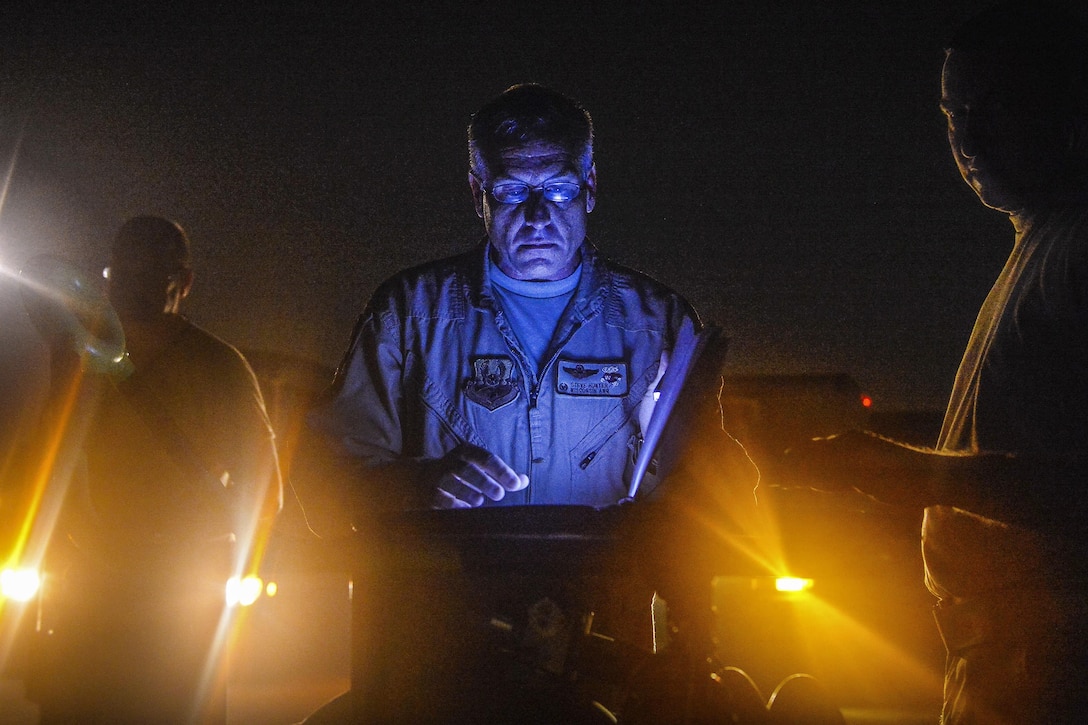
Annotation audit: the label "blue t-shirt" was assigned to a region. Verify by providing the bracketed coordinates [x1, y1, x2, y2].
[489, 258, 581, 373]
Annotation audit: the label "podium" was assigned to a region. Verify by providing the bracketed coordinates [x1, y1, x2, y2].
[346, 504, 774, 724]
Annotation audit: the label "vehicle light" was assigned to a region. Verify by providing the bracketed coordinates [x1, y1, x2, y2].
[265, 581, 277, 598]
[226, 575, 264, 607]
[1, 567, 42, 602]
[775, 577, 814, 593]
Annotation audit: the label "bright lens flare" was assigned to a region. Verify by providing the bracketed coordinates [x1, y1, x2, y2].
[225, 575, 263, 607]
[1, 567, 41, 602]
[775, 576, 814, 593]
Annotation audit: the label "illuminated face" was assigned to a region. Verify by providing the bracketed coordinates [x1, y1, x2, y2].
[470, 141, 596, 281]
[941, 50, 1073, 214]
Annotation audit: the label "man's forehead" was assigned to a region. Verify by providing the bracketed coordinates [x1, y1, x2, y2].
[495, 142, 577, 172]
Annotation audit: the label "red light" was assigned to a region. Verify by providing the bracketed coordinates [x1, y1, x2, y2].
[860, 395, 872, 408]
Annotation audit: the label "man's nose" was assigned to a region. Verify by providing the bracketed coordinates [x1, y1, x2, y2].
[524, 190, 552, 225]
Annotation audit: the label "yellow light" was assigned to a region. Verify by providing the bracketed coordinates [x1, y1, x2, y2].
[265, 581, 277, 598]
[1, 567, 42, 602]
[775, 576, 814, 593]
[225, 575, 264, 607]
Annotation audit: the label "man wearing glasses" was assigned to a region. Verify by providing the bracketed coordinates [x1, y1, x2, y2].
[310, 84, 701, 512]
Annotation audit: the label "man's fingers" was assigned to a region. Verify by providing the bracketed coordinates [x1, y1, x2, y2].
[452, 470, 504, 502]
[457, 444, 525, 493]
[433, 488, 475, 509]
[431, 445, 529, 509]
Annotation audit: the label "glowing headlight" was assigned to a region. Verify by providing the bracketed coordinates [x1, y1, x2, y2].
[774, 577, 814, 593]
[1, 567, 42, 602]
[225, 575, 264, 607]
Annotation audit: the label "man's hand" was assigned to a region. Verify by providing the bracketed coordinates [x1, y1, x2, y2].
[429, 443, 530, 509]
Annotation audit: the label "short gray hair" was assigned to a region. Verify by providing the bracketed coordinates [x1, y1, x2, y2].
[467, 84, 594, 184]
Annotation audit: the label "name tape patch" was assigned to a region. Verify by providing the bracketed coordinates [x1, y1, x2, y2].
[556, 359, 628, 397]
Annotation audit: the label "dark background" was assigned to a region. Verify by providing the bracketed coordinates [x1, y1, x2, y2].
[3, 1, 1067, 414]
[9, 4, 1084, 720]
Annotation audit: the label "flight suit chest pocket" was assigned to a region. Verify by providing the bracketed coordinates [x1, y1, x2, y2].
[419, 374, 486, 449]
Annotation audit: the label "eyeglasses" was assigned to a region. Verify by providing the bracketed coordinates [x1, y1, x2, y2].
[487, 181, 583, 205]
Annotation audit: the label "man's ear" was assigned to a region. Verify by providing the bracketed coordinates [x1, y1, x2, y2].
[163, 267, 194, 314]
[176, 268, 194, 301]
[469, 173, 485, 219]
[584, 164, 597, 214]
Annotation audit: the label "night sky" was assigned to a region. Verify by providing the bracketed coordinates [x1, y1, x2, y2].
[0, 1, 1051, 414]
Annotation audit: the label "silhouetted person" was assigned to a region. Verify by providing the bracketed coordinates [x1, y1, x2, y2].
[781, 3, 1088, 723]
[28, 216, 282, 724]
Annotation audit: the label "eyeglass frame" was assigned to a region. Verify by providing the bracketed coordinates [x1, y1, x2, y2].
[472, 174, 585, 205]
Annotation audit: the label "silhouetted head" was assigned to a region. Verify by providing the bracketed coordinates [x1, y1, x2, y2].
[466, 84, 597, 281]
[106, 216, 194, 319]
[940, 2, 1088, 214]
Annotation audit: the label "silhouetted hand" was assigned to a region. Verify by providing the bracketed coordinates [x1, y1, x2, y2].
[775, 429, 939, 509]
